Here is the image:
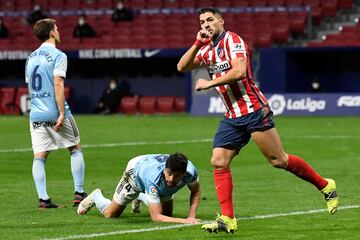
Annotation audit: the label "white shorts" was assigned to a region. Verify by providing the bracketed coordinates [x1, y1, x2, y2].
[30, 116, 80, 154]
[113, 156, 143, 206]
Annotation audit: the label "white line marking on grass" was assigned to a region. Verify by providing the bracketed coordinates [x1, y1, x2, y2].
[42, 205, 360, 240]
[0, 139, 213, 153]
[1, 135, 359, 153]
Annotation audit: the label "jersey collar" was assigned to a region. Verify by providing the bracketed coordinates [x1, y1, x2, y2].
[41, 42, 56, 48]
[211, 30, 226, 48]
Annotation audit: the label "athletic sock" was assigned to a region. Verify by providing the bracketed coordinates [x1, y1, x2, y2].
[32, 157, 49, 200]
[93, 191, 111, 214]
[214, 168, 234, 218]
[70, 149, 85, 193]
[286, 154, 328, 190]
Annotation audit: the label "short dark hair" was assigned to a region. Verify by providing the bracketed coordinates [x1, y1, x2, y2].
[165, 153, 188, 173]
[198, 7, 222, 16]
[34, 18, 56, 42]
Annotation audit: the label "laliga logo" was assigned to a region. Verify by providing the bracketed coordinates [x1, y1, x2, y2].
[268, 94, 326, 115]
[268, 94, 286, 115]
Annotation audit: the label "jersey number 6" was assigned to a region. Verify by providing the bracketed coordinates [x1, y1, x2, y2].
[31, 65, 42, 92]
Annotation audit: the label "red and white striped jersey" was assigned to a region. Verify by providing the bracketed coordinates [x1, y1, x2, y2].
[196, 31, 268, 118]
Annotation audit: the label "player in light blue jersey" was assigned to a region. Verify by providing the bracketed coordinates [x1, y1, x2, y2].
[25, 19, 87, 208]
[78, 153, 201, 224]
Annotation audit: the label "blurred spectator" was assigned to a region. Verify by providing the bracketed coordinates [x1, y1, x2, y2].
[111, 0, 133, 22]
[94, 78, 137, 114]
[27, 4, 48, 24]
[0, 17, 9, 38]
[73, 15, 96, 38]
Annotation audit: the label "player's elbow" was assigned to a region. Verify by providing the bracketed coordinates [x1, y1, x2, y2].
[150, 214, 162, 222]
[235, 70, 246, 80]
[177, 63, 186, 73]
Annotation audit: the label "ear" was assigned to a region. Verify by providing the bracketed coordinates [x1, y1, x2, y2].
[49, 30, 54, 39]
[220, 17, 224, 25]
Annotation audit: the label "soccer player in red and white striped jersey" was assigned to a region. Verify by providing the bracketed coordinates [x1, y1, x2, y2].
[177, 7, 339, 234]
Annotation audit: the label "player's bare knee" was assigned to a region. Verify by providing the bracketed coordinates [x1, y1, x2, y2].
[269, 157, 287, 169]
[103, 209, 116, 218]
[210, 156, 229, 169]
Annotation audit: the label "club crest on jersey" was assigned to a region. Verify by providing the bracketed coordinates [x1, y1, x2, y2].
[208, 60, 231, 75]
[217, 48, 224, 58]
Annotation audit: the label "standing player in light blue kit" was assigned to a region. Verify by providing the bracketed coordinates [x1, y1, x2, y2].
[78, 153, 201, 224]
[25, 18, 87, 208]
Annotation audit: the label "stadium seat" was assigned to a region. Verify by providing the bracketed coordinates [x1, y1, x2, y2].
[321, 0, 338, 17]
[254, 33, 273, 48]
[214, 0, 232, 7]
[174, 96, 186, 112]
[0, 39, 11, 50]
[14, 87, 29, 113]
[337, 0, 353, 9]
[97, 0, 113, 9]
[157, 96, 175, 114]
[163, 0, 179, 8]
[272, 22, 290, 43]
[129, 0, 146, 9]
[0, 87, 18, 115]
[286, 0, 303, 6]
[249, 0, 267, 7]
[120, 96, 138, 115]
[48, 0, 65, 10]
[0, 0, 15, 11]
[64, 86, 71, 102]
[268, 0, 286, 6]
[289, 12, 307, 34]
[232, 0, 249, 6]
[147, 0, 163, 9]
[82, 0, 97, 9]
[139, 96, 156, 114]
[16, 0, 32, 11]
[64, 0, 81, 9]
[198, 0, 214, 7]
[179, 0, 197, 8]
[33, 0, 49, 10]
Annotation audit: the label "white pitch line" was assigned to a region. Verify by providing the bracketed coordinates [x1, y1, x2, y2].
[0, 135, 359, 153]
[42, 205, 360, 240]
[0, 139, 213, 153]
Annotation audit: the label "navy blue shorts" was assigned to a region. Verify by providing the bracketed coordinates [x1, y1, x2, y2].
[213, 105, 275, 153]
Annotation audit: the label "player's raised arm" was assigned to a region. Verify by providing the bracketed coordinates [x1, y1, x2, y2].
[177, 30, 210, 73]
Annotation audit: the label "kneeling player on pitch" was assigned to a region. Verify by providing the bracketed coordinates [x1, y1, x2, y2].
[77, 153, 201, 224]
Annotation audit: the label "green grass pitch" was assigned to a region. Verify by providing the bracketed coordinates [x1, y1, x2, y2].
[0, 115, 359, 240]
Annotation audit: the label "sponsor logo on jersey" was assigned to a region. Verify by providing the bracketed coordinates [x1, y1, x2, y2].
[32, 121, 56, 130]
[337, 96, 360, 107]
[31, 92, 52, 99]
[208, 60, 231, 75]
[233, 43, 244, 52]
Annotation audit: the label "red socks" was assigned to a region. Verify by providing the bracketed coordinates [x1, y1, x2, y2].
[213, 155, 327, 219]
[214, 168, 234, 218]
[286, 154, 328, 190]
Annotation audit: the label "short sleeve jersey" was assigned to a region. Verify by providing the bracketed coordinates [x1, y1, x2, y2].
[133, 154, 198, 204]
[25, 43, 72, 122]
[196, 31, 268, 118]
